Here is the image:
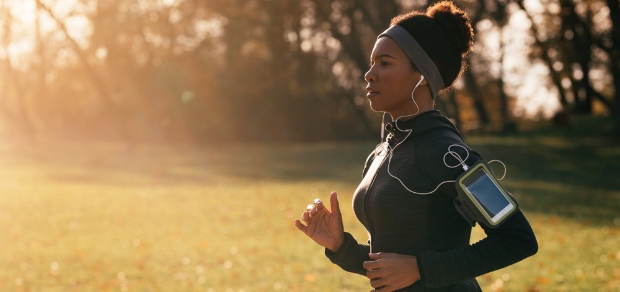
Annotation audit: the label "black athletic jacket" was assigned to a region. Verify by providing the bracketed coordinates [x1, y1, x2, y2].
[325, 110, 538, 291]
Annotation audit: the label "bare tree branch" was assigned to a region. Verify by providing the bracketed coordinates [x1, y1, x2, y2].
[0, 0, 34, 136]
[35, 0, 115, 109]
[514, 0, 570, 108]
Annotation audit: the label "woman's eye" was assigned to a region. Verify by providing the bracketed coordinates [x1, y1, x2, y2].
[369, 60, 389, 67]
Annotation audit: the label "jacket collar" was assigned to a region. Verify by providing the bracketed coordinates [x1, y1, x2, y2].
[384, 110, 460, 145]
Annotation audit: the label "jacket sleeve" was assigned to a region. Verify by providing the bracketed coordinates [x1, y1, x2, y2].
[324, 232, 371, 275]
[416, 136, 538, 288]
[418, 209, 538, 288]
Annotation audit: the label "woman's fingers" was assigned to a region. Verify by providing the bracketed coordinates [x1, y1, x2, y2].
[298, 195, 328, 224]
[306, 204, 318, 217]
[294, 219, 307, 232]
[301, 211, 310, 223]
[366, 269, 382, 280]
[330, 192, 341, 215]
[363, 259, 380, 271]
[369, 276, 387, 289]
[314, 198, 324, 211]
[295, 194, 346, 252]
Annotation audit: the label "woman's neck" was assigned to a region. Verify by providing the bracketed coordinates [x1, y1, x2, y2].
[391, 107, 434, 122]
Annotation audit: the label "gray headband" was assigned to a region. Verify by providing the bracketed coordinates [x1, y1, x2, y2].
[378, 25, 444, 98]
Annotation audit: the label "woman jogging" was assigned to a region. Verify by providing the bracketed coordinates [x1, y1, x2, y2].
[294, 2, 537, 291]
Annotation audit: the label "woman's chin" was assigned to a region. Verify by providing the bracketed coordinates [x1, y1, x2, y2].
[368, 101, 385, 113]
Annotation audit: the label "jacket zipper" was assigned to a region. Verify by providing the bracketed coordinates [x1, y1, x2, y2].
[364, 145, 389, 253]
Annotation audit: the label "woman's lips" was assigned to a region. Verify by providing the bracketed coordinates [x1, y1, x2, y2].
[366, 87, 379, 98]
[366, 91, 379, 98]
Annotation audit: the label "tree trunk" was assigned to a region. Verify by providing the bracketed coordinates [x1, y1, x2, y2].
[37, 0, 134, 142]
[497, 19, 516, 133]
[448, 90, 461, 129]
[607, 0, 620, 138]
[515, 0, 570, 110]
[36, 0, 115, 109]
[561, 0, 593, 114]
[437, 90, 461, 129]
[310, 0, 398, 137]
[463, 69, 489, 126]
[0, 1, 35, 139]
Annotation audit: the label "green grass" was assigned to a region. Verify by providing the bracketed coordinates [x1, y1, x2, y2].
[0, 127, 619, 291]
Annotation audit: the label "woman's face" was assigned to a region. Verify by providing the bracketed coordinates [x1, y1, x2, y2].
[365, 37, 424, 119]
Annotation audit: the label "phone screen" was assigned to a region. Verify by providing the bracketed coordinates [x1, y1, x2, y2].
[465, 171, 513, 222]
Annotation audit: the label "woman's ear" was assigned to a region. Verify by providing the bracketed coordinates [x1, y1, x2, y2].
[419, 75, 428, 86]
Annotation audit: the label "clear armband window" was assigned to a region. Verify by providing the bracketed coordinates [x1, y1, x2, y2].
[453, 161, 519, 229]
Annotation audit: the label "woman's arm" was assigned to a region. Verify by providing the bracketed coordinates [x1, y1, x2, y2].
[414, 135, 538, 288]
[417, 209, 538, 288]
[325, 232, 371, 275]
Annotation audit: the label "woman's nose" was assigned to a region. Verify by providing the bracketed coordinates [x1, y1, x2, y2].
[364, 67, 376, 83]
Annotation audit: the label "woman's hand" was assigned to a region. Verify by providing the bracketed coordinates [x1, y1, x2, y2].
[363, 253, 421, 292]
[294, 192, 345, 252]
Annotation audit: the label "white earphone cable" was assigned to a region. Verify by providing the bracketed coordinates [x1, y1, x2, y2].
[378, 75, 506, 195]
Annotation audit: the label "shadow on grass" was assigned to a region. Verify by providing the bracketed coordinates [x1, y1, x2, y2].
[4, 121, 618, 228]
[1, 141, 378, 186]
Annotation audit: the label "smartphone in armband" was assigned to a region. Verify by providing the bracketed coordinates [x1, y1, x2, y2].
[453, 161, 518, 229]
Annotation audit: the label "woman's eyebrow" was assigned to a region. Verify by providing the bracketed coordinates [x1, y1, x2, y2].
[370, 54, 397, 61]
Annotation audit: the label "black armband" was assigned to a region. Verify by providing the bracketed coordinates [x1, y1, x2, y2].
[453, 161, 519, 229]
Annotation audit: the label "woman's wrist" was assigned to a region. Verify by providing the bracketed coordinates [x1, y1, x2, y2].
[327, 236, 345, 253]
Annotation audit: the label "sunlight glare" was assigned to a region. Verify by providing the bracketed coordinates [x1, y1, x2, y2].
[3, 0, 89, 67]
[162, 0, 179, 6]
[502, 7, 561, 118]
[523, 0, 545, 14]
[512, 63, 561, 118]
[64, 15, 91, 49]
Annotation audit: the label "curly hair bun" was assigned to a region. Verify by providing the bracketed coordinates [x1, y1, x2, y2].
[427, 1, 474, 56]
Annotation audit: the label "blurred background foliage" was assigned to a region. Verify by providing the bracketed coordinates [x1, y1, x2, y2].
[1, 0, 620, 143]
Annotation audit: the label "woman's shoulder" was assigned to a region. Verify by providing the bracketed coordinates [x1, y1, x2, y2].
[415, 126, 469, 158]
[413, 129, 483, 183]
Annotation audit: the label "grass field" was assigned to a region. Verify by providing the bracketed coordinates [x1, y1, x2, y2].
[1, 121, 619, 291]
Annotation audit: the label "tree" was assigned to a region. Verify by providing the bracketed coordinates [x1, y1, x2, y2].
[0, 0, 35, 139]
[516, 0, 618, 136]
[605, 0, 620, 137]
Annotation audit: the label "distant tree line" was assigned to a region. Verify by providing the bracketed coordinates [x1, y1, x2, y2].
[1, 0, 619, 143]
